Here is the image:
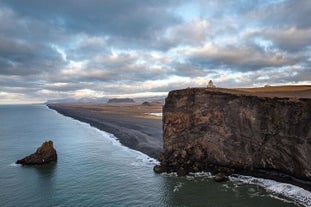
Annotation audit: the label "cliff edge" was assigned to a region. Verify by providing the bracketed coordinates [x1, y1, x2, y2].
[155, 86, 311, 189]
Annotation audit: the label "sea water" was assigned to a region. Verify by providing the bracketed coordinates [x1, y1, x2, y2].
[0, 105, 310, 207]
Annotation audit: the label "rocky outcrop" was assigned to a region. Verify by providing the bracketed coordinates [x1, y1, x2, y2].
[16, 141, 57, 165]
[155, 88, 311, 185]
[142, 102, 151, 106]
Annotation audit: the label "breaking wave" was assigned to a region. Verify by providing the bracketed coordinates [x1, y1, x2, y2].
[230, 175, 311, 207]
[144, 112, 162, 117]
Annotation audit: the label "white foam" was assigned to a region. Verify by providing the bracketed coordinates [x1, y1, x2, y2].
[229, 175, 311, 207]
[161, 172, 178, 177]
[160, 170, 311, 206]
[48, 107, 311, 206]
[82, 123, 160, 167]
[10, 163, 19, 167]
[47, 106, 160, 167]
[144, 113, 162, 117]
[173, 182, 184, 192]
[130, 152, 159, 167]
[189, 171, 212, 178]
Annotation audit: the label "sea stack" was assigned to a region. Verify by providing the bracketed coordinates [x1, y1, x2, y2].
[16, 140, 57, 165]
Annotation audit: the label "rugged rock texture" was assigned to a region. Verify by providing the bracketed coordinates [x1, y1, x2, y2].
[16, 141, 57, 165]
[155, 88, 311, 185]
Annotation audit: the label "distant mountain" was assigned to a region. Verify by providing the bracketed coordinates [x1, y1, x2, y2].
[46, 97, 108, 104]
[107, 98, 135, 103]
[46, 95, 166, 104]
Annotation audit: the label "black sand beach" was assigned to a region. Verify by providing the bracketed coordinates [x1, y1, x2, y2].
[47, 103, 163, 159]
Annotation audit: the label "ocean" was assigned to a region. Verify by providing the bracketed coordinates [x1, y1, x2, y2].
[0, 105, 310, 207]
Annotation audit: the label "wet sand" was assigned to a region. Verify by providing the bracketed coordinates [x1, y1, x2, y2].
[47, 102, 163, 159]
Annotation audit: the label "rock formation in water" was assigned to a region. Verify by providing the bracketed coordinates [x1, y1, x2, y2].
[154, 88, 311, 184]
[16, 141, 57, 165]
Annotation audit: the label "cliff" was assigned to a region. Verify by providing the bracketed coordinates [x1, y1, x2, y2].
[155, 87, 311, 188]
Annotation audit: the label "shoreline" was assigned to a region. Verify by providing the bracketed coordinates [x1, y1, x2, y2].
[47, 103, 163, 159]
[47, 101, 311, 192]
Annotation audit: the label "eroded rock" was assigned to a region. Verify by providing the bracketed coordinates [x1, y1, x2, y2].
[16, 141, 57, 165]
[155, 88, 311, 183]
[214, 173, 228, 182]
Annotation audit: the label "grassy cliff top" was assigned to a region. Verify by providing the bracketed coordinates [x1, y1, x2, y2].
[177, 85, 311, 99]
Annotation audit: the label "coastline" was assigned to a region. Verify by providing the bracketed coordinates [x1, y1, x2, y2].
[46, 102, 311, 205]
[47, 103, 163, 159]
[158, 86, 311, 192]
[46, 98, 311, 192]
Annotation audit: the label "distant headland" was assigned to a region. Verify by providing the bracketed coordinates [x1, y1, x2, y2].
[107, 98, 135, 103]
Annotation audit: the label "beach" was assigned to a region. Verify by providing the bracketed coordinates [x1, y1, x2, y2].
[47, 102, 163, 159]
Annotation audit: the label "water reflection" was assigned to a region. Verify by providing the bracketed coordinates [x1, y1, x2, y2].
[34, 162, 57, 178]
[34, 163, 57, 204]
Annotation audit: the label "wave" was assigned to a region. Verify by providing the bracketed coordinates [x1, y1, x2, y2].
[173, 182, 184, 192]
[230, 175, 311, 207]
[48, 107, 311, 206]
[161, 171, 311, 206]
[144, 112, 162, 117]
[47, 106, 159, 167]
[83, 124, 160, 166]
[9, 163, 19, 167]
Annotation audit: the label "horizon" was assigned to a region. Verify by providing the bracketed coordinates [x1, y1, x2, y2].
[0, 0, 311, 104]
[1, 84, 310, 105]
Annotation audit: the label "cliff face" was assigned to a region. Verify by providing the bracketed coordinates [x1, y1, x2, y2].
[156, 88, 311, 182]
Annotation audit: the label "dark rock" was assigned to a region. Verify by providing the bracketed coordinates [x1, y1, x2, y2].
[16, 141, 57, 165]
[156, 87, 311, 185]
[153, 165, 165, 173]
[142, 102, 151, 106]
[214, 173, 228, 182]
[177, 167, 187, 176]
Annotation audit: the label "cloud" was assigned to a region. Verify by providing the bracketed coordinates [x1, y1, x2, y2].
[0, 7, 67, 76]
[257, 27, 311, 52]
[0, 37, 66, 76]
[0, 0, 180, 39]
[154, 19, 210, 50]
[182, 43, 301, 71]
[247, 0, 311, 28]
[0, 0, 310, 103]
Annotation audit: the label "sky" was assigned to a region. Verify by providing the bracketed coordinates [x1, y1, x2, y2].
[0, 0, 310, 104]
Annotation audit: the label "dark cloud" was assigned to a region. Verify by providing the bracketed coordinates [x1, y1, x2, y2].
[247, 0, 311, 28]
[1, 0, 180, 38]
[65, 35, 110, 60]
[183, 44, 302, 72]
[0, 0, 310, 103]
[0, 37, 66, 76]
[258, 27, 311, 52]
